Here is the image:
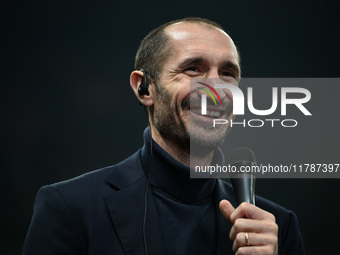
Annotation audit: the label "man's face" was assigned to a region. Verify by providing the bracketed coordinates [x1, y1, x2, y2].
[151, 22, 240, 151]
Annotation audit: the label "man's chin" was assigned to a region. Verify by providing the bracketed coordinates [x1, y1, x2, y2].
[189, 124, 230, 150]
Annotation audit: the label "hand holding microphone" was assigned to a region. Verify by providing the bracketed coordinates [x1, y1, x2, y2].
[219, 148, 278, 255]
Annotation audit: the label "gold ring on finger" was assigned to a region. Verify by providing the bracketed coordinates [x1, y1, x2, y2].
[245, 232, 250, 246]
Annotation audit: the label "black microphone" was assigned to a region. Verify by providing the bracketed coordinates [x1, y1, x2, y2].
[228, 147, 256, 206]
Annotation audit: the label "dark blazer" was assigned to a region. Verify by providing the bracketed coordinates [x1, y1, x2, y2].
[23, 149, 305, 255]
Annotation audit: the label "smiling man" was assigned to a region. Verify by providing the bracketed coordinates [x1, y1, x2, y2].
[131, 20, 240, 165]
[23, 17, 305, 255]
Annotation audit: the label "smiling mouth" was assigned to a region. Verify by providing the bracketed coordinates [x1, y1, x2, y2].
[182, 95, 232, 119]
[189, 107, 228, 118]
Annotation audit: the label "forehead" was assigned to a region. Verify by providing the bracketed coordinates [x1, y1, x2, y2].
[164, 22, 239, 64]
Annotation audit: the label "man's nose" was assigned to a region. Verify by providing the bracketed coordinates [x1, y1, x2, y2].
[206, 69, 220, 79]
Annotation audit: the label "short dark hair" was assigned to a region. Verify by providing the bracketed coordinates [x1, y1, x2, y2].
[134, 17, 235, 84]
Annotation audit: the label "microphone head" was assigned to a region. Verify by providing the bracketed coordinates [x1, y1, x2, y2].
[228, 147, 256, 166]
[228, 147, 257, 205]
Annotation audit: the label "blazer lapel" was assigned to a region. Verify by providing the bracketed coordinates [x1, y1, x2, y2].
[104, 151, 166, 255]
[215, 179, 237, 255]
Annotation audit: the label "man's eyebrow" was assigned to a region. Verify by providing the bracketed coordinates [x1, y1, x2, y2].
[177, 57, 240, 74]
[223, 60, 240, 74]
[177, 57, 205, 68]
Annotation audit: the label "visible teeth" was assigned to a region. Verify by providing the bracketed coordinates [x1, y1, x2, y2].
[191, 109, 201, 115]
[191, 109, 221, 117]
[207, 111, 221, 117]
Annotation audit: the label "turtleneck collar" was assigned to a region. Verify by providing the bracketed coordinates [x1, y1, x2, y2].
[140, 127, 225, 204]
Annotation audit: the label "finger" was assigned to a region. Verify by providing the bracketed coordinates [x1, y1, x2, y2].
[235, 244, 278, 255]
[233, 232, 278, 252]
[229, 218, 278, 240]
[219, 199, 235, 222]
[230, 202, 276, 223]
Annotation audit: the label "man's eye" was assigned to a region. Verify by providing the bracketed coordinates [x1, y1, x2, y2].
[185, 67, 199, 72]
[221, 71, 234, 77]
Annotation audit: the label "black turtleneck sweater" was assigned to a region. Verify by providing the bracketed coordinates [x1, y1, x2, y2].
[140, 129, 225, 255]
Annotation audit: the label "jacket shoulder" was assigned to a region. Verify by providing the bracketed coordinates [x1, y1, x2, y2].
[47, 149, 143, 203]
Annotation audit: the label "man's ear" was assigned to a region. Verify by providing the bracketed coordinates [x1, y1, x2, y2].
[130, 70, 154, 106]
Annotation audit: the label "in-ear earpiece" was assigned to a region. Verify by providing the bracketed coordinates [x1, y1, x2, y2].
[138, 69, 150, 96]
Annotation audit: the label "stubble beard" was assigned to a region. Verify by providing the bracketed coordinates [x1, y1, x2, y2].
[152, 84, 190, 151]
[152, 85, 231, 153]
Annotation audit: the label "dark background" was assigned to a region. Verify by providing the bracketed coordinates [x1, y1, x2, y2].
[1, 0, 339, 254]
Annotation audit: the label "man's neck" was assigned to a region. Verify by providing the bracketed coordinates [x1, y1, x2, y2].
[150, 126, 215, 168]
